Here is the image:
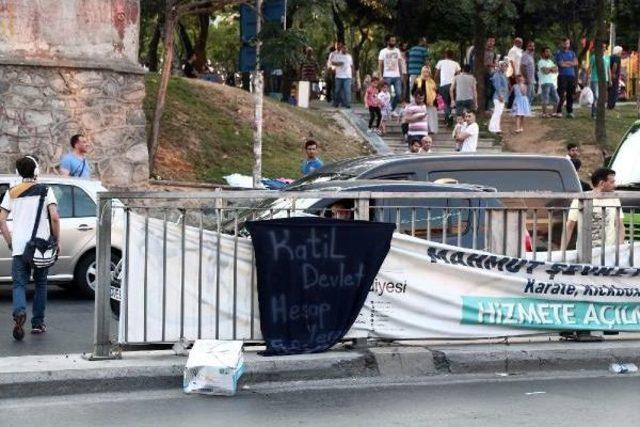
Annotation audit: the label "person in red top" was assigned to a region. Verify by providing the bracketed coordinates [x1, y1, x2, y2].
[364, 76, 381, 133]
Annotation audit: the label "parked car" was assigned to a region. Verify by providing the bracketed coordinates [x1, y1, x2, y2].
[609, 119, 640, 240]
[226, 180, 500, 250]
[289, 154, 582, 250]
[0, 175, 122, 298]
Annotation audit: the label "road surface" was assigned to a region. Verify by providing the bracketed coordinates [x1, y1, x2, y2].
[1, 373, 636, 426]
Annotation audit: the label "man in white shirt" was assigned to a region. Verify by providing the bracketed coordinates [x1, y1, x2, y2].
[330, 42, 353, 108]
[565, 167, 625, 250]
[378, 35, 404, 112]
[454, 111, 479, 152]
[507, 37, 523, 78]
[435, 49, 461, 127]
[0, 156, 60, 340]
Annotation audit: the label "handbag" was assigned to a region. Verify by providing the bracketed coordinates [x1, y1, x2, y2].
[22, 185, 58, 268]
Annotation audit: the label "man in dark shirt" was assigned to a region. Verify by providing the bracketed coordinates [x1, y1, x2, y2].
[183, 53, 198, 79]
[554, 38, 578, 118]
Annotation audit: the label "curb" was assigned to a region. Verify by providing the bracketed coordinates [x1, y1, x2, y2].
[3, 341, 640, 398]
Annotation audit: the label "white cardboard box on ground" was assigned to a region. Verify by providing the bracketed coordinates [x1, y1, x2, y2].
[183, 340, 245, 396]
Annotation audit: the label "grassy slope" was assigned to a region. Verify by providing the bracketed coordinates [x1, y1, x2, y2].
[144, 75, 370, 183]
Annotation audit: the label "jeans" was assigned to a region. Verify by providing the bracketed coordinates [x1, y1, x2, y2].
[368, 106, 381, 128]
[608, 79, 619, 109]
[12, 255, 48, 326]
[526, 82, 536, 105]
[484, 72, 495, 111]
[556, 75, 575, 114]
[383, 76, 402, 111]
[439, 84, 453, 125]
[455, 99, 475, 116]
[333, 78, 352, 108]
[591, 80, 604, 117]
[540, 83, 559, 107]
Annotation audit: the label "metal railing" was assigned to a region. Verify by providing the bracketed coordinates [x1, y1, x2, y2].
[90, 190, 640, 359]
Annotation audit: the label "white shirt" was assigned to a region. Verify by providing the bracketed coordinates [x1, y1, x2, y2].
[333, 52, 353, 79]
[459, 122, 479, 152]
[0, 183, 57, 256]
[507, 45, 523, 76]
[435, 59, 461, 86]
[378, 47, 402, 78]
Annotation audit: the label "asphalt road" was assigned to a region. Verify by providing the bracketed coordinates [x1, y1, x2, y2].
[1, 374, 637, 426]
[0, 286, 115, 356]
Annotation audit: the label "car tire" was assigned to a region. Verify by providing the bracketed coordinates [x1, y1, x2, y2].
[73, 251, 120, 299]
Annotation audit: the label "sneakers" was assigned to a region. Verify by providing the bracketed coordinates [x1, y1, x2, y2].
[12, 312, 26, 341]
[31, 323, 47, 335]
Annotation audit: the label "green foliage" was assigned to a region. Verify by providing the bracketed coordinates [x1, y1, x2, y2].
[259, 22, 309, 72]
[206, 15, 242, 74]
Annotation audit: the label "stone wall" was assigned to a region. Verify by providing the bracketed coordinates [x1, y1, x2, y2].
[0, 65, 148, 186]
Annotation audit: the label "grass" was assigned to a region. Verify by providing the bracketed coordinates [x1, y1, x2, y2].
[542, 103, 640, 153]
[144, 75, 369, 183]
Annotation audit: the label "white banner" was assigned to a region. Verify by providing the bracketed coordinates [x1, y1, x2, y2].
[121, 214, 640, 342]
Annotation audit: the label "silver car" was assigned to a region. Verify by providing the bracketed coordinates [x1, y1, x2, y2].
[0, 175, 122, 298]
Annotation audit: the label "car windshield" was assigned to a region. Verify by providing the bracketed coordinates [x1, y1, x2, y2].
[611, 122, 640, 186]
[223, 197, 321, 232]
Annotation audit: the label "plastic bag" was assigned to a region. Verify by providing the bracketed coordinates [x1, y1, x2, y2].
[183, 340, 245, 396]
[579, 87, 594, 107]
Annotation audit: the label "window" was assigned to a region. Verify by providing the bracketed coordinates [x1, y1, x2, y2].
[74, 187, 96, 217]
[51, 185, 73, 218]
[49, 184, 96, 218]
[428, 170, 566, 192]
[381, 198, 471, 239]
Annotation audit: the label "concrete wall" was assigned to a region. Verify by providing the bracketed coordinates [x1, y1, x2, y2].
[0, 0, 140, 71]
[0, 0, 148, 187]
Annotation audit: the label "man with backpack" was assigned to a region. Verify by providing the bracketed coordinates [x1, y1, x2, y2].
[0, 156, 60, 340]
[60, 134, 91, 178]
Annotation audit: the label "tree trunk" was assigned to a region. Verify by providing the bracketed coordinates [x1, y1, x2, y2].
[472, 1, 487, 116]
[149, 2, 178, 175]
[193, 13, 210, 72]
[594, 0, 607, 146]
[178, 21, 194, 59]
[352, 27, 368, 101]
[148, 20, 162, 72]
[332, 2, 345, 43]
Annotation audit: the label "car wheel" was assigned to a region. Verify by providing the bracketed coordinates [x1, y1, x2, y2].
[74, 251, 120, 299]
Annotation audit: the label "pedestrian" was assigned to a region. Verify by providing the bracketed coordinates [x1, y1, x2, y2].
[421, 135, 433, 153]
[377, 81, 392, 135]
[484, 36, 498, 111]
[566, 144, 591, 191]
[454, 111, 479, 152]
[183, 52, 198, 78]
[408, 37, 430, 90]
[60, 134, 91, 178]
[400, 41, 410, 103]
[330, 42, 353, 109]
[450, 64, 477, 116]
[325, 45, 336, 103]
[452, 115, 465, 151]
[511, 74, 532, 133]
[555, 37, 579, 118]
[506, 37, 524, 109]
[403, 90, 429, 145]
[565, 167, 625, 250]
[520, 40, 536, 104]
[411, 66, 438, 134]
[364, 76, 382, 134]
[608, 46, 623, 109]
[488, 61, 508, 134]
[537, 46, 560, 117]
[435, 49, 461, 127]
[0, 156, 61, 340]
[378, 35, 404, 113]
[406, 138, 423, 154]
[301, 140, 323, 175]
[589, 41, 610, 119]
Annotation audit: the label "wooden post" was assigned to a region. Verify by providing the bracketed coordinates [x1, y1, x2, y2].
[252, 0, 263, 188]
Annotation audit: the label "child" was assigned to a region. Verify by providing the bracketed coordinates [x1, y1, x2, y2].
[364, 76, 381, 134]
[377, 81, 392, 135]
[452, 115, 465, 151]
[511, 75, 532, 133]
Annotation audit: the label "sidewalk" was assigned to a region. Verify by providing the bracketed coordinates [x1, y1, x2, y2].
[3, 334, 640, 399]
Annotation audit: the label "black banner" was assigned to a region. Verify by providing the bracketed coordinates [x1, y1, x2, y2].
[247, 218, 394, 355]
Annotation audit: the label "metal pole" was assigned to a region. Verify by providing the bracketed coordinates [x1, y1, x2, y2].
[283, 0, 287, 29]
[578, 199, 594, 264]
[252, 0, 263, 188]
[88, 195, 118, 360]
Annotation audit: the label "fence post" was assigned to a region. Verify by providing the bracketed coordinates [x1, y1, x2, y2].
[88, 194, 118, 360]
[577, 198, 593, 264]
[355, 195, 370, 221]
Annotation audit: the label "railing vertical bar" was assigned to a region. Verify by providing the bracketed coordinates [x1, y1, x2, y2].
[484, 209, 491, 251]
[630, 209, 635, 267]
[501, 209, 507, 255]
[532, 210, 538, 261]
[442, 207, 448, 244]
[457, 208, 463, 248]
[143, 208, 149, 343]
[123, 207, 130, 343]
[180, 209, 186, 340]
[615, 206, 621, 267]
[560, 209, 567, 262]
[215, 204, 222, 339]
[395, 207, 401, 232]
[517, 209, 523, 258]
[601, 206, 606, 266]
[197, 210, 204, 339]
[92, 195, 113, 359]
[547, 210, 553, 262]
[427, 208, 432, 241]
[471, 208, 478, 250]
[233, 210, 239, 340]
[161, 210, 167, 342]
[411, 208, 416, 237]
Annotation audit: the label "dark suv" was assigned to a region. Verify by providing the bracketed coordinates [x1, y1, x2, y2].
[229, 180, 499, 250]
